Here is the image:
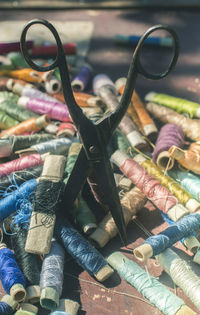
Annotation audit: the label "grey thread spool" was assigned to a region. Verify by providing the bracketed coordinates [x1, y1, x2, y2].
[40, 239, 65, 310]
[157, 248, 200, 310]
[93, 74, 147, 150]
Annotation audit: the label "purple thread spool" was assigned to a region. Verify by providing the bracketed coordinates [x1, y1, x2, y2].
[93, 74, 117, 96]
[17, 97, 70, 122]
[72, 65, 92, 92]
[152, 123, 184, 170]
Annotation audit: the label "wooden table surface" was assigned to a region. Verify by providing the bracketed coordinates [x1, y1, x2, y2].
[0, 8, 200, 315]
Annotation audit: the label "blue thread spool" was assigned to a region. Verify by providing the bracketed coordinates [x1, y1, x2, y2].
[0, 179, 37, 222]
[0, 295, 18, 315]
[114, 34, 173, 47]
[134, 213, 200, 262]
[54, 218, 113, 282]
[0, 243, 26, 302]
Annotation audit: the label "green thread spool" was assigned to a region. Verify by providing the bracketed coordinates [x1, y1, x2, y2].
[111, 128, 136, 157]
[145, 92, 200, 118]
[0, 91, 19, 103]
[107, 252, 195, 315]
[134, 154, 200, 214]
[169, 168, 200, 202]
[64, 142, 97, 234]
[0, 99, 38, 122]
[7, 52, 29, 68]
[157, 248, 200, 310]
[0, 109, 19, 129]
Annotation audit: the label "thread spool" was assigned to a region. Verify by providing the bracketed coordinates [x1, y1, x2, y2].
[111, 150, 188, 221]
[17, 97, 69, 122]
[7, 52, 29, 68]
[157, 248, 200, 310]
[152, 123, 184, 170]
[16, 138, 74, 157]
[40, 239, 65, 310]
[134, 212, 200, 262]
[134, 154, 200, 213]
[146, 102, 200, 141]
[73, 92, 104, 108]
[0, 166, 41, 195]
[72, 64, 92, 92]
[0, 134, 55, 158]
[50, 299, 80, 315]
[0, 77, 11, 91]
[57, 121, 76, 138]
[0, 295, 18, 315]
[54, 217, 114, 282]
[89, 186, 147, 248]
[1, 68, 42, 84]
[116, 77, 157, 138]
[169, 146, 200, 175]
[0, 115, 50, 137]
[145, 91, 200, 118]
[0, 178, 37, 222]
[25, 155, 66, 255]
[0, 98, 38, 122]
[111, 128, 135, 157]
[96, 84, 147, 149]
[169, 168, 200, 201]
[15, 303, 38, 315]
[0, 154, 43, 178]
[93, 74, 117, 96]
[0, 110, 19, 130]
[0, 243, 26, 302]
[107, 252, 195, 315]
[11, 229, 41, 289]
[0, 91, 19, 103]
[45, 78, 61, 94]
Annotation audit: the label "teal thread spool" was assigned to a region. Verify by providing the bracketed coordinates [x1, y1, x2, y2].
[169, 168, 200, 201]
[50, 299, 80, 315]
[111, 128, 135, 157]
[145, 92, 200, 118]
[7, 52, 29, 69]
[0, 99, 38, 122]
[107, 252, 194, 315]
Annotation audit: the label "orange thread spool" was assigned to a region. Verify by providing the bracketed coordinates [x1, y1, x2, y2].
[117, 79, 157, 138]
[0, 69, 42, 83]
[169, 145, 200, 175]
[0, 115, 50, 137]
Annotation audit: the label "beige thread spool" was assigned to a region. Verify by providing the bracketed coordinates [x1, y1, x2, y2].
[90, 186, 147, 248]
[25, 155, 66, 255]
[146, 102, 200, 141]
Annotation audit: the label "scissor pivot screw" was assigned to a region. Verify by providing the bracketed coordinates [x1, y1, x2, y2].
[89, 146, 98, 154]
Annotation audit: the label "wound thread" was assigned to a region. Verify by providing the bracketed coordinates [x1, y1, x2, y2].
[40, 239, 65, 310]
[54, 217, 113, 282]
[107, 252, 187, 315]
[0, 154, 42, 178]
[146, 102, 200, 141]
[145, 92, 200, 118]
[152, 123, 184, 170]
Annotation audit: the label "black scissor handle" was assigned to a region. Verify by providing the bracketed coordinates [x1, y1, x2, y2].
[135, 24, 179, 80]
[20, 19, 64, 72]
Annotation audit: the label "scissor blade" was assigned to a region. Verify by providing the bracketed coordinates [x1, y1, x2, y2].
[62, 147, 89, 209]
[91, 156, 127, 245]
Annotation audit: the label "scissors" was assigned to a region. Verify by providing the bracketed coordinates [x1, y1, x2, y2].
[20, 20, 179, 244]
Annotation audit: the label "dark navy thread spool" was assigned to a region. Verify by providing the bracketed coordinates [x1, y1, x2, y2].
[54, 217, 114, 282]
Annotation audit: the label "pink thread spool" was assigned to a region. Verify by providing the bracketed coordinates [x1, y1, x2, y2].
[17, 97, 70, 122]
[0, 153, 43, 177]
[111, 150, 189, 221]
[57, 121, 76, 138]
